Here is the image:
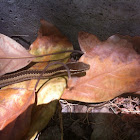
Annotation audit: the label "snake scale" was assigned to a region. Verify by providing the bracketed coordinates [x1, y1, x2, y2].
[0, 62, 90, 88]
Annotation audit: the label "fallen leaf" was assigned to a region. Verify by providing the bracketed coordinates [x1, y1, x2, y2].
[61, 32, 140, 102]
[0, 88, 34, 140]
[0, 20, 73, 139]
[29, 19, 73, 63]
[0, 34, 34, 75]
[117, 35, 140, 54]
[24, 77, 66, 139]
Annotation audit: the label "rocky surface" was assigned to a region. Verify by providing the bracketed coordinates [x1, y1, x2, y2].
[0, 0, 140, 49]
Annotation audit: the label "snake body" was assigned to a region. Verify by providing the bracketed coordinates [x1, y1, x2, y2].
[0, 62, 90, 88]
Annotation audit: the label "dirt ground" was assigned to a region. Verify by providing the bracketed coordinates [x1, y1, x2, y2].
[37, 94, 140, 140]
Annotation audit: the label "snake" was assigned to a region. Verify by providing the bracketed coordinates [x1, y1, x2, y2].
[0, 62, 90, 88]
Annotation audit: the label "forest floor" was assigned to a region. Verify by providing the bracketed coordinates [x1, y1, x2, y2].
[38, 93, 140, 140]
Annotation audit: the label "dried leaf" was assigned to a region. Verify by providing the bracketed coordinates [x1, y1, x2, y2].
[29, 19, 73, 63]
[0, 20, 72, 139]
[61, 32, 140, 102]
[0, 88, 34, 140]
[24, 77, 66, 139]
[0, 34, 34, 75]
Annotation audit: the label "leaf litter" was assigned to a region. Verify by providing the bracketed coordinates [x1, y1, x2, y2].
[0, 23, 140, 139]
[38, 39, 140, 139]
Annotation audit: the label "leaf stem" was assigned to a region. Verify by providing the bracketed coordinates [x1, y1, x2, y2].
[0, 50, 83, 59]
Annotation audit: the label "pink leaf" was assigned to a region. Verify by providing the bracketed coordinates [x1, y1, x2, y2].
[61, 32, 140, 103]
[0, 34, 34, 75]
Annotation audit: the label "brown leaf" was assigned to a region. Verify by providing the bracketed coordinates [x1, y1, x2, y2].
[29, 19, 73, 63]
[0, 34, 34, 75]
[61, 32, 140, 102]
[0, 88, 34, 130]
[24, 77, 66, 139]
[0, 88, 34, 140]
[0, 20, 72, 139]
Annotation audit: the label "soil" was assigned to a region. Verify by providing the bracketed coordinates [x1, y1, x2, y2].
[37, 94, 140, 140]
